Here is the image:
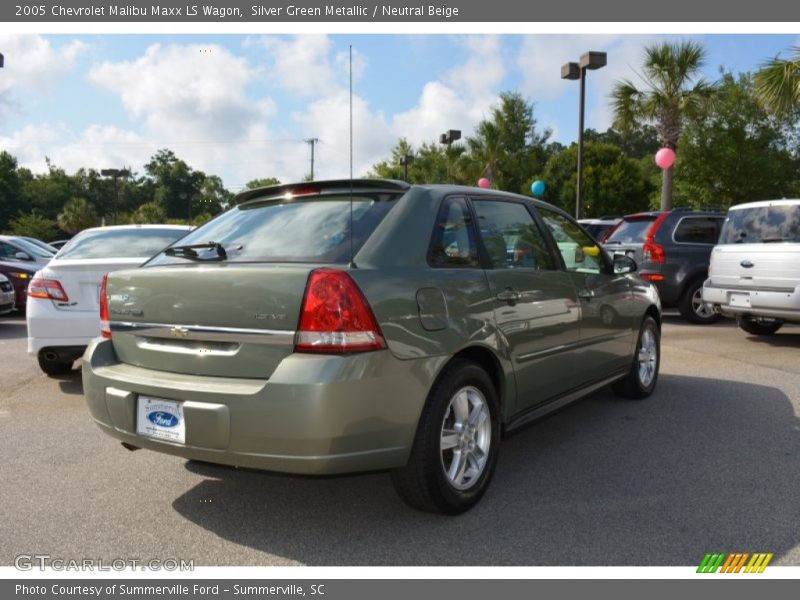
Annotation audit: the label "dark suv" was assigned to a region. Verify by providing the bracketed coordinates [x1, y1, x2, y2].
[603, 208, 724, 324]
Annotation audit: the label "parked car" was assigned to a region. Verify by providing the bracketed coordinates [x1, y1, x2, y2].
[0, 235, 55, 269]
[83, 179, 662, 515]
[49, 239, 71, 250]
[27, 224, 192, 376]
[578, 216, 621, 241]
[0, 273, 15, 315]
[602, 208, 724, 324]
[703, 199, 800, 335]
[0, 261, 37, 313]
[21, 236, 58, 255]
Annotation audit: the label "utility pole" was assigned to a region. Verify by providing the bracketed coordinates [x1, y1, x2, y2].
[305, 138, 319, 180]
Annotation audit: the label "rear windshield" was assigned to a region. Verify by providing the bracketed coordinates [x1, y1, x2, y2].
[147, 193, 400, 265]
[604, 218, 655, 244]
[719, 204, 800, 244]
[58, 228, 190, 260]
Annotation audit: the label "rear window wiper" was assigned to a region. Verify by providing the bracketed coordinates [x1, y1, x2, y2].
[164, 241, 227, 261]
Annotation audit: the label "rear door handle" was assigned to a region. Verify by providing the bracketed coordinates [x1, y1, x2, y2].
[496, 288, 521, 302]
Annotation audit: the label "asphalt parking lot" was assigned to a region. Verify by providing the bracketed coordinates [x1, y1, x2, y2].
[1, 312, 799, 566]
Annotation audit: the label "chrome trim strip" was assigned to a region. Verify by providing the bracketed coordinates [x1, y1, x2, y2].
[109, 321, 295, 346]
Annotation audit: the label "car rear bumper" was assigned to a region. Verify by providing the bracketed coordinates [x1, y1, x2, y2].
[82, 338, 445, 475]
[702, 283, 800, 322]
[26, 299, 98, 355]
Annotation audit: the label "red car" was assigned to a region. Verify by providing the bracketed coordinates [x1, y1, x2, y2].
[0, 260, 37, 313]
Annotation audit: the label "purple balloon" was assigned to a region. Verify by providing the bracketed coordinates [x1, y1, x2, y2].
[655, 148, 676, 170]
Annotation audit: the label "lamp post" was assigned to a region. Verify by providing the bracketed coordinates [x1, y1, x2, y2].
[100, 168, 130, 225]
[439, 129, 461, 183]
[398, 154, 414, 181]
[561, 51, 607, 219]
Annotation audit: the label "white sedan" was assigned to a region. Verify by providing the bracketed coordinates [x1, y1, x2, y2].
[26, 224, 191, 375]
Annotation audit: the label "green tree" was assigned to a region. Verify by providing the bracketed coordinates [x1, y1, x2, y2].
[245, 177, 281, 190]
[539, 143, 656, 217]
[19, 159, 82, 220]
[8, 212, 58, 241]
[754, 46, 800, 117]
[145, 149, 207, 220]
[0, 151, 24, 232]
[611, 41, 717, 210]
[675, 72, 800, 207]
[465, 92, 551, 193]
[130, 201, 166, 224]
[57, 198, 98, 234]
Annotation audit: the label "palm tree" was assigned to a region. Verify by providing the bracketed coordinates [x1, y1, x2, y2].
[57, 197, 97, 234]
[612, 41, 716, 210]
[467, 120, 503, 188]
[754, 47, 800, 117]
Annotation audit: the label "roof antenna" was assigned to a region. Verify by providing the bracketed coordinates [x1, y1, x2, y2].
[348, 44, 355, 269]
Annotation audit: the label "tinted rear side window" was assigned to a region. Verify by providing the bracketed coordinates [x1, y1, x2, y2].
[428, 196, 479, 268]
[604, 218, 655, 244]
[719, 204, 800, 244]
[149, 193, 399, 265]
[673, 217, 720, 244]
[58, 228, 189, 259]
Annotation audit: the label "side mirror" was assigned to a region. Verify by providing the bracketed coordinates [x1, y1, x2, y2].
[613, 254, 637, 274]
[14, 251, 32, 261]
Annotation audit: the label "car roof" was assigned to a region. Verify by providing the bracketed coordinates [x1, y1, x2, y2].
[727, 199, 800, 210]
[75, 224, 193, 235]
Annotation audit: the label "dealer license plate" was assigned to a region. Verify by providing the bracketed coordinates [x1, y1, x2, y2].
[729, 293, 751, 308]
[136, 396, 185, 444]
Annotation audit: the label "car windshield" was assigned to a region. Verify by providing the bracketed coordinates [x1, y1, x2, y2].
[604, 218, 655, 244]
[58, 228, 190, 260]
[147, 193, 400, 265]
[718, 204, 800, 244]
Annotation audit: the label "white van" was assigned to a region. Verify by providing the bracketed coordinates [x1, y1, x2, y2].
[703, 199, 800, 335]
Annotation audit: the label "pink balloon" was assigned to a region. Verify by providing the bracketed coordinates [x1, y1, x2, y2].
[478, 178, 490, 189]
[655, 148, 676, 170]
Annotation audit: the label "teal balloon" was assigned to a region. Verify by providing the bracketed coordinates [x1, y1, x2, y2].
[531, 180, 546, 197]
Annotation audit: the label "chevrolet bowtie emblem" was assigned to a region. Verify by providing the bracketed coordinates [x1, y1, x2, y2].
[170, 326, 189, 338]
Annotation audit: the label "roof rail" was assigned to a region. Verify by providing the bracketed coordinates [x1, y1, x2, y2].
[671, 205, 724, 213]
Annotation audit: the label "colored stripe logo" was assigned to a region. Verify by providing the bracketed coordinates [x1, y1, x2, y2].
[697, 553, 773, 573]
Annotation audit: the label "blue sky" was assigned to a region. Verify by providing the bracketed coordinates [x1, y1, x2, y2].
[1, 34, 798, 191]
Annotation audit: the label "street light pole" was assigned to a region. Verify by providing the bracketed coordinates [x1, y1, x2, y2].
[561, 51, 607, 220]
[398, 154, 414, 181]
[439, 129, 461, 183]
[100, 168, 130, 225]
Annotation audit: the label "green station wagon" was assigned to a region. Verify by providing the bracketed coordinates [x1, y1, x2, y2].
[83, 179, 661, 514]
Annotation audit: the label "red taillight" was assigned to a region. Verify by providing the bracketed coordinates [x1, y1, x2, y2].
[295, 268, 386, 354]
[641, 273, 664, 281]
[642, 241, 666, 263]
[27, 277, 69, 302]
[642, 213, 669, 263]
[99, 274, 111, 339]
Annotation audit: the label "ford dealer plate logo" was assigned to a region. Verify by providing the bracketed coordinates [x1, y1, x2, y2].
[147, 411, 180, 428]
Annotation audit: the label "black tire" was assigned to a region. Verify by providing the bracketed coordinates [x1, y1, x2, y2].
[391, 359, 500, 515]
[737, 315, 783, 336]
[612, 316, 660, 400]
[677, 278, 718, 325]
[37, 353, 73, 376]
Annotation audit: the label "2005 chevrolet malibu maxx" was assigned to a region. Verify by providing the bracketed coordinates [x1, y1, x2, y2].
[83, 179, 661, 514]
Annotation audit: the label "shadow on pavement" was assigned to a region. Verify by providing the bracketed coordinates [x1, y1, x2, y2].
[0, 317, 27, 341]
[739, 331, 800, 348]
[57, 369, 84, 395]
[171, 374, 800, 566]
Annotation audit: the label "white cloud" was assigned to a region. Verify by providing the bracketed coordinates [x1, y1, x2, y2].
[83, 42, 283, 189]
[0, 124, 149, 175]
[389, 35, 508, 148]
[0, 35, 87, 95]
